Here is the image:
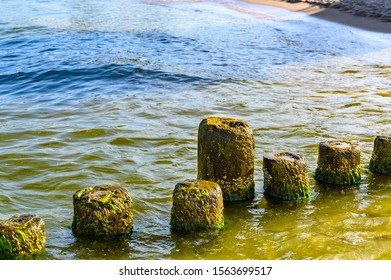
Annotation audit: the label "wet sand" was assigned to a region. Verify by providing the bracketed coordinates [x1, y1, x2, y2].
[243, 0, 391, 33]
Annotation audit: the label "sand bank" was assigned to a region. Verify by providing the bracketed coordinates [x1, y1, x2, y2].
[242, 0, 391, 33]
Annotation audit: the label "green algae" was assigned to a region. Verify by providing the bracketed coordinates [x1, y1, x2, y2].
[171, 179, 224, 232]
[74, 187, 93, 200]
[72, 185, 133, 237]
[197, 117, 255, 201]
[0, 215, 45, 257]
[263, 152, 311, 202]
[314, 168, 361, 186]
[15, 230, 27, 242]
[0, 235, 13, 255]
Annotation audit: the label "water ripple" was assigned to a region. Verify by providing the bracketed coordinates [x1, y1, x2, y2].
[1, 0, 391, 260]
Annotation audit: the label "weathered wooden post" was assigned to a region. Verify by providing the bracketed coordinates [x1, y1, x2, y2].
[0, 214, 45, 257]
[170, 179, 224, 232]
[369, 136, 391, 175]
[263, 152, 311, 202]
[314, 140, 361, 185]
[197, 116, 255, 201]
[72, 185, 134, 237]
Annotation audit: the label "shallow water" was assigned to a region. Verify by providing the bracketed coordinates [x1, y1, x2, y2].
[0, 0, 391, 260]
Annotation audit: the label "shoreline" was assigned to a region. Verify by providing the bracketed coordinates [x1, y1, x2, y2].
[241, 0, 391, 33]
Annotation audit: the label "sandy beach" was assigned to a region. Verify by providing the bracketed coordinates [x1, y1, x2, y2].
[242, 0, 391, 33]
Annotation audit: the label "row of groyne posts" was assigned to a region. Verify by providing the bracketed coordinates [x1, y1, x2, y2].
[1, 117, 391, 258]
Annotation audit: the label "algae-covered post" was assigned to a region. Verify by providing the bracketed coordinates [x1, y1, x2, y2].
[197, 116, 255, 201]
[0, 214, 45, 257]
[170, 179, 224, 232]
[72, 185, 134, 237]
[314, 140, 361, 185]
[369, 136, 391, 175]
[263, 152, 311, 202]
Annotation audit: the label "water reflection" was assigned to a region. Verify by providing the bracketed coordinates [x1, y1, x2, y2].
[69, 235, 133, 260]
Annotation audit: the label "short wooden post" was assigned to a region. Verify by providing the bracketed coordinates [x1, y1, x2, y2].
[170, 179, 224, 232]
[197, 117, 255, 201]
[263, 152, 311, 201]
[314, 140, 361, 185]
[72, 185, 134, 237]
[0, 214, 45, 257]
[369, 136, 391, 175]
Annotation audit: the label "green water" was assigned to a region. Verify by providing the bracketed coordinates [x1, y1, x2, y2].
[1, 0, 391, 259]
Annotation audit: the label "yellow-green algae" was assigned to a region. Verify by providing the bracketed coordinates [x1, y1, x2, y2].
[170, 179, 224, 232]
[72, 185, 133, 237]
[314, 140, 361, 186]
[369, 136, 391, 175]
[0, 214, 45, 257]
[197, 117, 255, 201]
[263, 152, 310, 202]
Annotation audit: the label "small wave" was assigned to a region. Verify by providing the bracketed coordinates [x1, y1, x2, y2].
[0, 64, 216, 98]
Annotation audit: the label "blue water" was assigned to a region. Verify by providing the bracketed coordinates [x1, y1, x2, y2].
[1, 0, 391, 259]
[1, 0, 387, 101]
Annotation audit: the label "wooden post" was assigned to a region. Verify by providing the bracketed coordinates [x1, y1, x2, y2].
[72, 185, 133, 237]
[263, 152, 311, 201]
[197, 117, 255, 201]
[314, 140, 361, 185]
[369, 136, 391, 175]
[170, 179, 224, 232]
[0, 214, 45, 257]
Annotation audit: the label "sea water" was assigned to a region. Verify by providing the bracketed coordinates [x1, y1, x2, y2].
[1, 0, 391, 259]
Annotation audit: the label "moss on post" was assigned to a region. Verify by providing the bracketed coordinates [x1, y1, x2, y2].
[369, 136, 391, 175]
[0, 214, 45, 257]
[314, 140, 361, 186]
[170, 179, 224, 232]
[197, 116, 255, 201]
[263, 152, 311, 202]
[72, 185, 133, 237]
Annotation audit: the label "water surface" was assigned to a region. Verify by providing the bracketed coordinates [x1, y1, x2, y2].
[1, 0, 391, 259]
